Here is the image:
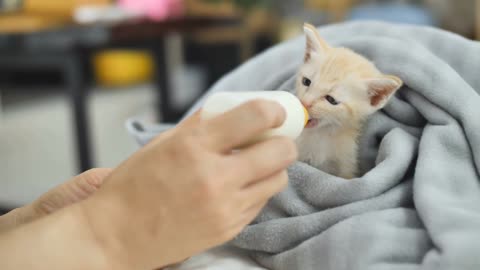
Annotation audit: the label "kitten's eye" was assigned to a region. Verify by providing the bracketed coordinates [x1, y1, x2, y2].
[326, 95, 339, 105]
[302, 77, 311, 87]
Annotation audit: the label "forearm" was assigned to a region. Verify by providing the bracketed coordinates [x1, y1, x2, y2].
[0, 204, 120, 270]
[0, 208, 21, 233]
[0, 205, 42, 233]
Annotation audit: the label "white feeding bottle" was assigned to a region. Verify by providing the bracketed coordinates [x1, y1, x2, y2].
[201, 91, 309, 144]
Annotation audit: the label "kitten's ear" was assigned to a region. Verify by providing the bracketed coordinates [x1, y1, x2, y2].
[366, 75, 403, 109]
[303, 23, 330, 62]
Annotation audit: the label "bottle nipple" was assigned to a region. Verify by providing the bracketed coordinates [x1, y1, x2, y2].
[303, 106, 309, 127]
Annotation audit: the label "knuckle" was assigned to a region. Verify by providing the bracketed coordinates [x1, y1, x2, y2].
[197, 174, 219, 199]
[239, 154, 256, 170]
[183, 125, 213, 150]
[215, 165, 234, 184]
[187, 125, 208, 140]
[180, 132, 199, 149]
[191, 158, 223, 200]
[173, 135, 202, 162]
[215, 207, 231, 223]
[160, 137, 189, 161]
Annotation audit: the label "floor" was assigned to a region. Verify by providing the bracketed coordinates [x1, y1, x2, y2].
[0, 85, 156, 208]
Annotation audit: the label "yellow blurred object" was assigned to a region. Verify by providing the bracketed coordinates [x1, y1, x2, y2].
[303, 106, 310, 127]
[0, 0, 111, 33]
[23, 0, 111, 17]
[0, 14, 68, 33]
[93, 50, 155, 87]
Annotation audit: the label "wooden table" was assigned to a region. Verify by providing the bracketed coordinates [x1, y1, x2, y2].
[0, 17, 241, 173]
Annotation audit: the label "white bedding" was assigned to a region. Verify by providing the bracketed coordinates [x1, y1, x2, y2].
[166, 246, 267, 270]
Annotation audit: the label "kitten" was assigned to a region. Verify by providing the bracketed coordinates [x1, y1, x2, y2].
[295, 23, 403, 179]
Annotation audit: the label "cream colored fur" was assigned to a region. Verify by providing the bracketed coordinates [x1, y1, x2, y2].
[295, 23, 403, 179]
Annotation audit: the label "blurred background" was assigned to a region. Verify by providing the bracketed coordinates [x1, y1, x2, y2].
[0, 0, 478, 211]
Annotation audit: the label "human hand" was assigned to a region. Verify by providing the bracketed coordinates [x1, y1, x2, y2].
[81, 100, 298, 270]
[0, 168, 112, 233]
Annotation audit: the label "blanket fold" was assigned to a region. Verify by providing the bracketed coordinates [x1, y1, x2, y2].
[128, 21, 480, 270]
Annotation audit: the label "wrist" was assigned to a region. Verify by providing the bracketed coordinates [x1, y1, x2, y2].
[75, 198, 132, 270]
[79, 189, 178, 269]
[0, 202, 124, 270]
[0, 208, 19, 232]
[59, 203, 126, 270]
[0, 205, 39, 233]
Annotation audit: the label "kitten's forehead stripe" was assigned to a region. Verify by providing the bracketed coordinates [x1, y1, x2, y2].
[316, 48, 380, 80]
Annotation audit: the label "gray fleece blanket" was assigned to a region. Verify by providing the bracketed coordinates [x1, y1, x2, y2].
[128, 21, 480, 270]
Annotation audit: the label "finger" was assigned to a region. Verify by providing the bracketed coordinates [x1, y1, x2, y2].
[229, 200, 269, 238]
[203, 100, 286, 152]
[239, 170, 288, 211]
[240, 199, 268, 222]
[225, 137, 297, 187]
[224, 171, 287, 243]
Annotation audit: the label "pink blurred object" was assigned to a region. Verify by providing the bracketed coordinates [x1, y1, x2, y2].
[119, 0, 184, 21]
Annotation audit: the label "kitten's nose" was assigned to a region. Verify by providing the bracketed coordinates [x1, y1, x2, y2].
[301, 100, 312, 109]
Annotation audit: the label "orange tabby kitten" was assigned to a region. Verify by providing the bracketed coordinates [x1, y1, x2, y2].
[295, 23, 403, 179]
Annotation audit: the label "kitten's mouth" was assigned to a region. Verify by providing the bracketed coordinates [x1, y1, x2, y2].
[305, 119, 319, 128]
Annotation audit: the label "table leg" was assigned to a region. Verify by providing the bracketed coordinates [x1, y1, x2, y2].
[154, 38, 177, 122]
[476, 0, 480, 40]
[64, 53, 94, 172]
